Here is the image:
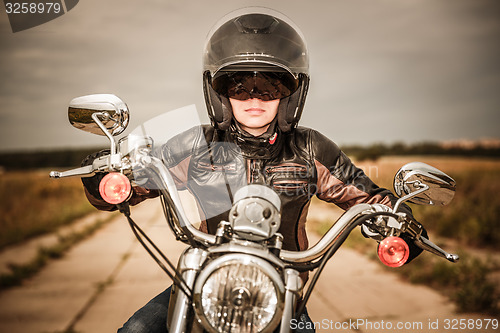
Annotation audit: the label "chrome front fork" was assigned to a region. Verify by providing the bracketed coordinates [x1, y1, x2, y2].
[167, 248, 208, 333]
[167, 249, 303, 333]
[280, 269, 303, 333]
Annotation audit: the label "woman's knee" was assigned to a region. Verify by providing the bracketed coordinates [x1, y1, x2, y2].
[117, 287, 171, 333]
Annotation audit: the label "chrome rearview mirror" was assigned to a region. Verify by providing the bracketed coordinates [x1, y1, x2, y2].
[68, 94, 129, 136]
[394, 162, 456, 207]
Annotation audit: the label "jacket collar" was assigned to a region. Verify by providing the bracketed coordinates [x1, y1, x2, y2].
[226, 118, 283, 159]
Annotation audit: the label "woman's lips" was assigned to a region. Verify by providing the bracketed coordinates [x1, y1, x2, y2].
[245, 107, 265, 114]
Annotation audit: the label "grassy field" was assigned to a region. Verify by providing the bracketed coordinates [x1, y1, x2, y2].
[354, 156, 500, 250]
[0, 169, 95, 250]
[310, 156, 500, 315]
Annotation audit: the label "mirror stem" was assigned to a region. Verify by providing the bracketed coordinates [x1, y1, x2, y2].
[91, 112, 121, 168]
[393, 183, 429, 212]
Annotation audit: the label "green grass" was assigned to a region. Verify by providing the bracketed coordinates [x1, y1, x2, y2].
[0, 170, 95, 249]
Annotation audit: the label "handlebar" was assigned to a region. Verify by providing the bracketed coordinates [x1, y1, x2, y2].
[50, 148, 459, 264]
[281, 207, 459, 264]
[136, 155, 217, 246]
[279, 204, 374, 263]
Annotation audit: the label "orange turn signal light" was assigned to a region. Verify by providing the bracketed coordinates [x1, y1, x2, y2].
[99, 172, 132, 205]
[378, 236, 410, 268]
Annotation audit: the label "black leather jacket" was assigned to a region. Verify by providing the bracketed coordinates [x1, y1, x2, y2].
[85, 123, 416, 254]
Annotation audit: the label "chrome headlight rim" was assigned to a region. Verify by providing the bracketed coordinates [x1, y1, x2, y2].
[193, 253, 285, 333]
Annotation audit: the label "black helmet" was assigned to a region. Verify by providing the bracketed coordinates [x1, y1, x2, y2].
[203, 7, 310, 132]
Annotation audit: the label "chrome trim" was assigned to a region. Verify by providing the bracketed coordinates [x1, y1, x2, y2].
[394, 162, 455, 206]
[415, 236, 460, 263]
[229, 186, 281, 241]
[50, 151, 111, 178]
[232, 184, 281, 211]
[139, 155, 216, 246]
[192, 253, 285, 333]
[68, 94, 129, 136]
[91, 112, 121, 168]
[280, 269, 302, 333]
[49, 165, 94, 178]
[168, 248, 208, 333]
[393, 183, 429, 212]
[207, 241, 285, 268]
[280, 204, 374, 263]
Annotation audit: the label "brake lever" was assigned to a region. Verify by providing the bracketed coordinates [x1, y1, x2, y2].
[366, 211, 460, 263]
[50, 165, 95, 178]
[50, 154, 111, 178]
[395, 214, 459, 263]
[414, 236, 460, 263]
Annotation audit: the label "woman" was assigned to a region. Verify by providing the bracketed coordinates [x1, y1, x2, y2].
[82, 8, 424, 333]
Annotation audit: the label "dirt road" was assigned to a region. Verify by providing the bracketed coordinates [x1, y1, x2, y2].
[0, 199, 496, 333]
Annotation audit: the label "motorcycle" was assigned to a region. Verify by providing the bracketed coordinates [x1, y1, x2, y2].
[50, 94, 459, 333]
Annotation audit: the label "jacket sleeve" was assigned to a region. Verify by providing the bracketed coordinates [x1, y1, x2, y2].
[310, 129, 400, 210]
[309, 129, 424, 262]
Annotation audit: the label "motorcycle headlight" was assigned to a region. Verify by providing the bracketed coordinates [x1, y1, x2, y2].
[193, 254, 284, 333]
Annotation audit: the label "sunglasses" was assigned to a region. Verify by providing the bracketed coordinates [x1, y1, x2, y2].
[212, 71, 299, 101]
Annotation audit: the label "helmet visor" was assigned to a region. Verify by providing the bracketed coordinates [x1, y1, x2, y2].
[212, 71, 299, 101]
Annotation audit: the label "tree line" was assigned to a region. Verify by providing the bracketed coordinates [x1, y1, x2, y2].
[0, 147, 106, 170]
[343, 142, 500, 161]
[0, 142, 499, 170]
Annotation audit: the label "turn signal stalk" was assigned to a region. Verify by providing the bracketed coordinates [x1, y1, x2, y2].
[378, 236, 410, 267]
[99, 172, 132, 205]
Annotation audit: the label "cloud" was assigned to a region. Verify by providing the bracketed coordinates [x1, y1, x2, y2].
[1, 0, 499, 151]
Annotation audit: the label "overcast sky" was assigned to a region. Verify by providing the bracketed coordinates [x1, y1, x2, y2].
[1, 0, 499, 152]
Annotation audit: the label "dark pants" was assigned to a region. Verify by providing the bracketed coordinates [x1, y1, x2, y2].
[118, 286, 315, 332]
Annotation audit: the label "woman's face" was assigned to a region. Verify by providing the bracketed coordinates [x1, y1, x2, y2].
[229, 98, 279, 136]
